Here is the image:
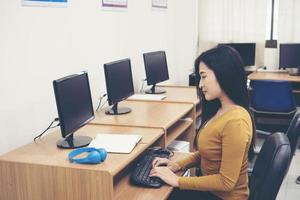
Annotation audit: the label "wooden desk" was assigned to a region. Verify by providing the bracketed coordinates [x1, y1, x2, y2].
[248, 71, 300, 97]
[0, 124, 187, 200]
[129, 85, 201, 118]
[156, 85, 201, 118]
[248, 72, 300, 82]
[92, 100, 195, 149]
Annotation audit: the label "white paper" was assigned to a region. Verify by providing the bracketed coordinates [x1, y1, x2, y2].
[128, 94, 166, 101]
[88, 133, 142, 154]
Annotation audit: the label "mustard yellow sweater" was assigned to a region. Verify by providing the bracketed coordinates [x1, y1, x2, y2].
[176, 107, 252, 200]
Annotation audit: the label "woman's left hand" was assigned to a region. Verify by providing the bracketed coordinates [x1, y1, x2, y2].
[149, 166, 179, 187]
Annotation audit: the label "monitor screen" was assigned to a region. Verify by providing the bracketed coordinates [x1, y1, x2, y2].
[53, 72, 94, 139]
[279, 43, 300, 68]
[104, 59, 134, 106]
[219, 43, 256, 66]
[143, 51, 169, 86]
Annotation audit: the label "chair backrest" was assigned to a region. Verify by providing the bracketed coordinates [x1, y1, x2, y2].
[250, 80, 296, 113]
[249, 132, 291, 200]
[286, 109, 300, 156]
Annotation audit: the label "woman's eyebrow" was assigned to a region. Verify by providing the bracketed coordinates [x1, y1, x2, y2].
[199, 71, 206, 75]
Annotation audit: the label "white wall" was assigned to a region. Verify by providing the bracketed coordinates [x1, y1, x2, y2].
[0, 0, 198, 154]
[197, 0, 300, 70]
[197, 0, 268, 68]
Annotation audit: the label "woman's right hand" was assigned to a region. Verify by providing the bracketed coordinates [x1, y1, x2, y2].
[152, 157, 181, 172]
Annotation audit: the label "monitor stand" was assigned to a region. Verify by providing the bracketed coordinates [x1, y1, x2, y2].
[145, 84, 166, 94]
[105, 103, 131, 115]
[289, 67, 300, 76]
[57, 134, 92, 149]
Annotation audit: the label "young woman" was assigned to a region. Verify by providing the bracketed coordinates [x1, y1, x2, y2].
[150, 45, 255, 200]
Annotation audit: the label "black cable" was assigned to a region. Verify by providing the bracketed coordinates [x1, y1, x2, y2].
[99, 99, 108, 110]
[96, 99, 102, 111]
[96, 94, 107, 112]
[33, 118, 60, 142]
[48, 124, 60, 130]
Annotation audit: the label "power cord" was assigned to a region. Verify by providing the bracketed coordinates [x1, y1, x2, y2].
[99, 99, 108, 110]
[96, 94, 107, 112]
[33, 118, 60, 142]
[139, 78, 147, 93]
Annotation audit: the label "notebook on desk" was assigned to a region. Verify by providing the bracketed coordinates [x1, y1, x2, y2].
[128, 94, 166, 101]
[88, 133, 142, 154]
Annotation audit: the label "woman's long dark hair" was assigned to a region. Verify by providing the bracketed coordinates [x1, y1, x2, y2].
[195, 45, 255, 159]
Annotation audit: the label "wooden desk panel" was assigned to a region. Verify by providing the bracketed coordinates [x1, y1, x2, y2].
[92, 101, 195, 149]
[158, 85, 201, 118]
[0, 125, 164, 200]
[248, 72, 300, 82]
[158, 85, 199, 105]
[92, 101, 193, 130]
[0, 161, 114, 200]
[129, 85, 201, 117]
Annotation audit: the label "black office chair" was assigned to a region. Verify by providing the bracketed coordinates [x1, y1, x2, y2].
[248, 132, 291, 200]
[250, 80, 296, 133]
[285, 109, 300, 185]
[248, 109, 300, 173]
[285, 109, 300, 156]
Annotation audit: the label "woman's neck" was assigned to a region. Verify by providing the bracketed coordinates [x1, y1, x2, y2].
[218, 94, 237, 113]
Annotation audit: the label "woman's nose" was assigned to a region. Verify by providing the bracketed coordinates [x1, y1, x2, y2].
[199, 79, 203, 89]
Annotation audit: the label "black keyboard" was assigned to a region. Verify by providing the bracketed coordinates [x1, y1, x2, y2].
[130, 148, 171, 188]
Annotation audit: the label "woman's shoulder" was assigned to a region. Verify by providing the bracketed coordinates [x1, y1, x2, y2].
[222, 106, 251, 123]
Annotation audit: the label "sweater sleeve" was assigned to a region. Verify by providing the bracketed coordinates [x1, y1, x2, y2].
[178, 119, 251, 191]
[176, 151, 201, 171]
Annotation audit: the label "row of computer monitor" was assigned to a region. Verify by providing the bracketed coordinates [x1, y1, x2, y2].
[219, 42, 300, 69]
[53, 51, 169, 148]
[50, 43, 300, 149]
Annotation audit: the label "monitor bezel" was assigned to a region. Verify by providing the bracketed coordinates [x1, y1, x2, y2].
[53, 72, 95, 138]
[103, 58, 135, 106]
[218, 43, 256, 66]
[143, 51, 170, 86]
[279, 43, 300, 69]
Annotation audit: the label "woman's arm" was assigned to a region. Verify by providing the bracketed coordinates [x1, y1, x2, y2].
[176, 151, 201, 171]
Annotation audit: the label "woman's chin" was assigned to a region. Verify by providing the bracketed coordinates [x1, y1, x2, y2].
[203, 95, 215, 101]
[203, 94, 210, 100]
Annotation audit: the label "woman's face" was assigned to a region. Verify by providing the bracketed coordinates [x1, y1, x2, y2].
[199, 62, 223, 101]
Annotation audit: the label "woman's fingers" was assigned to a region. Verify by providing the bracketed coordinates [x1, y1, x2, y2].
[152, 157, 167, 168]
[152, 157, 160, 168]
[149, 167, 160, 177]
[149, 167, 179, 187]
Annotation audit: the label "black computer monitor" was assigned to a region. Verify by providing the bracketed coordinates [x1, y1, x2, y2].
[218, 43, 256, 66]
[279, 44, 300, 73]
[53, 72, 94, 149]
[143, 51, 169, 94]
[104, 59, 134, 115]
